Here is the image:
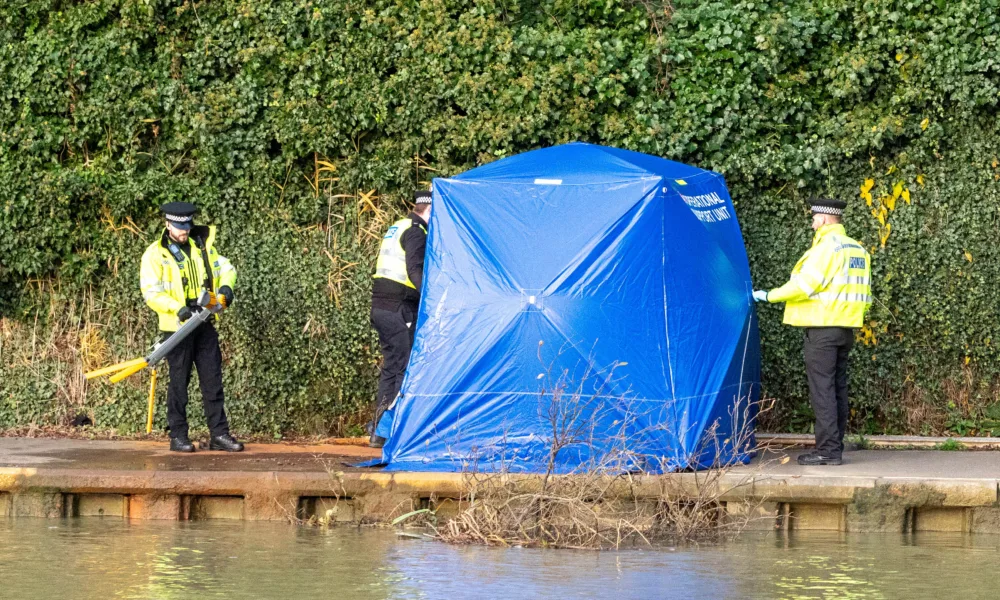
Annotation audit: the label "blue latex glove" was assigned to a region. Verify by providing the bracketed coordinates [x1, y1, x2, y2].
[752, 290, 769, 303]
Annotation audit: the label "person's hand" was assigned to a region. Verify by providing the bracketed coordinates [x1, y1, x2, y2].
[218, 285, 234, 308]
[752, 290, 769, 303]
[177, 306, 193, 322]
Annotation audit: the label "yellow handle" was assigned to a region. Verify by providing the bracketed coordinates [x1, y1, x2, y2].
[85, 358, 147, 380]
[146, 369, 157, 434]
[109, 360, 149, 383]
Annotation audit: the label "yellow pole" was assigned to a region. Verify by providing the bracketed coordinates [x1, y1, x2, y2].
[85, 357, 147, 380]
[109, 360, 149, 384]
[146, 368, 157, 434]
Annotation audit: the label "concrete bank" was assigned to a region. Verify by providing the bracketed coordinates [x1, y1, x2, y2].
[2, 437, 1000, 533]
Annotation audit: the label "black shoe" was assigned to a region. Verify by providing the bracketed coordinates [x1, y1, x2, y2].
[797, 452, 842, 466]
[208, 434, 245, 452]
[170, 437, 196, 453]
[369, 435, 386, 449]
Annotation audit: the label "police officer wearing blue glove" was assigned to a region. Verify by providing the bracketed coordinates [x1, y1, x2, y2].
[753, 199, 872, 466]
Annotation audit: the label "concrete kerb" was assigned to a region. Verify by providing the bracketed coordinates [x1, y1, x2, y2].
[2, 467, 995, 511]
[759, 432, 1000, 450]
[873, 478, 1000, 507]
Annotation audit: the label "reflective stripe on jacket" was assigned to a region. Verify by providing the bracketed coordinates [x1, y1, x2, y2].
[767, 224, 872, 328]
[373, 218, 426, 289]
[139, 225, 237, 332]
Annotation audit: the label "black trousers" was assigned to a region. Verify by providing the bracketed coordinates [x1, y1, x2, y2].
[803, 327, 854, 458]
[370, 304, 417, 420]
[163, 322, 230, 440]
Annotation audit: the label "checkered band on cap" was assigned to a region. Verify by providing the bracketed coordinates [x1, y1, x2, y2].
[811, 205, 844, 216]
[165, 214, 194, 223]
[414, 191, 432, 205]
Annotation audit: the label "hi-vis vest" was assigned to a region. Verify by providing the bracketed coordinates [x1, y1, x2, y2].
[373, 218, 426, 289]
[139, 225, 237, 332]
[767, 224, 872, 328]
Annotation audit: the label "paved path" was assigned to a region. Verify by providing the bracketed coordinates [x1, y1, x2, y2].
[740, 448, 1000, 481]
[0, 437, 380, 471]
[2, 437, 1000, 481]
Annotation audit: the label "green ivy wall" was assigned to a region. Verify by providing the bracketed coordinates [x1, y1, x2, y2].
[2, 0, 999, 436]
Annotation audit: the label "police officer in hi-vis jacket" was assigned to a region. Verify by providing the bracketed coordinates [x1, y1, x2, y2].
[754, 199, 872, 466]
[368, 191, 432, 448]
[140, 202, 243, 453]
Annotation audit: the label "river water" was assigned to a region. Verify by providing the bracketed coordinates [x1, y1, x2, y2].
[0, 519, 995, 599]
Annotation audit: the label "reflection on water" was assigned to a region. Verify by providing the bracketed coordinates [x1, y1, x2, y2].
[0, 519, 996, 599]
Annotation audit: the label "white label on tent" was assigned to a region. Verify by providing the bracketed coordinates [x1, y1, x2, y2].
[534, 178, 563, 185]
[679, 191, 733, 223]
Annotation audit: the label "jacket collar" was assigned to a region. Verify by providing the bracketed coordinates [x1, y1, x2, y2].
[813, 223, 846, 244]
[408, 212, 428, 229]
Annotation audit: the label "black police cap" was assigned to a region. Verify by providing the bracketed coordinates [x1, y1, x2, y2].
[160, 201, 197, 230]
[414, 191, 432, 205]
[809, 198, 847, 216]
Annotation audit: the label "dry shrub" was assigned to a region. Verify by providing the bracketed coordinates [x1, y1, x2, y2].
[433, 353, 770, 550]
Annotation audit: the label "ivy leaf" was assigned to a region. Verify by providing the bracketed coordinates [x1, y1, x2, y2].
[860, 178, 875, 205]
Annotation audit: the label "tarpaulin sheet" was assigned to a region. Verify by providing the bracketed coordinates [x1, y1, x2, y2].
[380, 143, 760, 473]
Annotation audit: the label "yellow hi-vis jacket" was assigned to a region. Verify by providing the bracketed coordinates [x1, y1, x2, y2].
[139, 225, 237, 332]
[373, 217, 426, 289]
[767, 223, 872, 328]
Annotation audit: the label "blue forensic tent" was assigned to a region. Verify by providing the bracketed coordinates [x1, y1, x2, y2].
[381, 143, 760, 473]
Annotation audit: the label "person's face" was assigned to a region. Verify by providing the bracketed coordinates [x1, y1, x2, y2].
[811, 213, 825, 231]
[166, 221, 190, 243]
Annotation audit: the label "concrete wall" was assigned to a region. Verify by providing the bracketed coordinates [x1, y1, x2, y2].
[2, 468, 999, 533]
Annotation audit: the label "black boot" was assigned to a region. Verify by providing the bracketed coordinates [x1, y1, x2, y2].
[170, 437, 196, 453]
[797, 452, 842, 466]
[209, 433, 245, 452]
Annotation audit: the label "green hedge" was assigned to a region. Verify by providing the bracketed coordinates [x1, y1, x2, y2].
[2, 0, 1000, 436]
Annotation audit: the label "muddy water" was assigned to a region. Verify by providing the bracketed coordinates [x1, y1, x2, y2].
[0, 519, 996, 599]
